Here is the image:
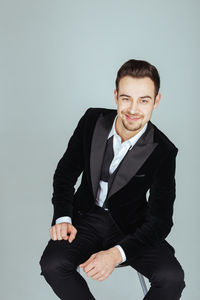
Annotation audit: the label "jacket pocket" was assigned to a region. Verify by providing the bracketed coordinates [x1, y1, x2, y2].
[135, 174, 146, 177]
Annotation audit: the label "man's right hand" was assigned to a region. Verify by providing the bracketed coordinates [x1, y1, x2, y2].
[49, 223, 78, 243]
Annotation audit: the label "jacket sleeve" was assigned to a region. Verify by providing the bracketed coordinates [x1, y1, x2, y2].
[50, 108, 91, 226]
[118, 147, 178, 261]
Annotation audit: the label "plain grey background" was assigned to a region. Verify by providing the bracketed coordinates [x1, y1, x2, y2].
[1, 0, 199, 299]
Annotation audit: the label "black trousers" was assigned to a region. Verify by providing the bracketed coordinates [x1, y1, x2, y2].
[39, 205, 186, 300]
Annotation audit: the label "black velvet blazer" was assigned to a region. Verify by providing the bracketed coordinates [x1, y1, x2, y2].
[51, 107, 178, 262]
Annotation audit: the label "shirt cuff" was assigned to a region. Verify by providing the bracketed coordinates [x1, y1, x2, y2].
[115, 245, 126, 265]
[55, 216, 72, 224]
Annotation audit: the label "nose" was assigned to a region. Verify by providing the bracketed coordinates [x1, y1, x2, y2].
[128, 100, 139, 114]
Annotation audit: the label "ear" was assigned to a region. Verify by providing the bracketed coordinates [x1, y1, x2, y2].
[153, 93, 162, 109]
[114, 89, 118, 105]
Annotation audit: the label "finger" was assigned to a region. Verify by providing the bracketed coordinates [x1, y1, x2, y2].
[91, 271, 104, 280]
[61, 224, 68, 239]
[68, 231, 76, 243]
[69, 227, 77, 240]
[80, 254, 96, 267]
[96, 276, 106, 282]
[56, 224, 62, 240]
[85, 261, 96, 273]
[80, 259, 91, 268]
[87, 267, 100, 278]
[52, 226, 57, 240]
[49, 227, 53, 239]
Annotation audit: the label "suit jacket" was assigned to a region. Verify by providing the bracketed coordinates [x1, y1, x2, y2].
[51, 107, 178, 262]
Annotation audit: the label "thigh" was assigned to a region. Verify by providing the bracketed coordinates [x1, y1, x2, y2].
[126, 240, 185, 283]
[40, 214, 104, 270]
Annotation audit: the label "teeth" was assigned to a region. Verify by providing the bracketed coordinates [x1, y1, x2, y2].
[128, 116, 139, 119]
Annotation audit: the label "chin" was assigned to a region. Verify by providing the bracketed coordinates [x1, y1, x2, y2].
[123, 122, 140, 132]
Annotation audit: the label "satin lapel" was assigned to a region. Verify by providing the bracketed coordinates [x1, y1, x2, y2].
[90, 110, 117, 199]
[106, 120, 158, 200]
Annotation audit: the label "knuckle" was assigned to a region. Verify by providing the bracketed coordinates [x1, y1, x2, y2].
[98, 278, 103, 282]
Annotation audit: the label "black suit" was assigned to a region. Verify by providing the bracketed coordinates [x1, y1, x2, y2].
[40, 107, 186, 299]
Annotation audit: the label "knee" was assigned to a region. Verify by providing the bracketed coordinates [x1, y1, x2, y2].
[153, 267, 186, 292]
[39, 243, 74, 277]
[39, 251, 58, 276]
[168, 272, 186, 292]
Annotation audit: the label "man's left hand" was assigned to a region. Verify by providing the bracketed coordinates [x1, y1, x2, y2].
[79, 247, 122, 282]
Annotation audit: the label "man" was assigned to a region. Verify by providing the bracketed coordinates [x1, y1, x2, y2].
[39, 59, 186, 300]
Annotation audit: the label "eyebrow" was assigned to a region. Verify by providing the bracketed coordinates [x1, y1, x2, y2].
[119, 94, 152, 99]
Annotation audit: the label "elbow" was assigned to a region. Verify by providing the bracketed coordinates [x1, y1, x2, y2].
[157, 218, 174, 240]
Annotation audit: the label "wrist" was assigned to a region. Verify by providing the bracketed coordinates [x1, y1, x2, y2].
[108, 246, 123, 265]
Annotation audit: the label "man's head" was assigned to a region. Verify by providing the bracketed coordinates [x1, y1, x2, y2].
[114, 59, 162, 140]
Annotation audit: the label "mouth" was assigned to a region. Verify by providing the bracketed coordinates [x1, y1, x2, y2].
[125, 114, 141, 121]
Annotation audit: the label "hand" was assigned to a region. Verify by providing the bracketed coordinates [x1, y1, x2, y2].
[49, 222, 77, 243]
[79, 247, 122, 282]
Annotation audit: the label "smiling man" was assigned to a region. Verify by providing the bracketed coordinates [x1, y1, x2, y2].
[114, 76, 161, 141]
[39, 59, 186, 300]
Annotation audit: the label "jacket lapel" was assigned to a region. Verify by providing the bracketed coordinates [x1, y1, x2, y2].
[107, 120, 158, 199]
[90, 110, 158, 200]
[90, 110, 116, 200]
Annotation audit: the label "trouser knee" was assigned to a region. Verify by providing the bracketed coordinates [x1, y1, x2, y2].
[153, 267, 186, 293]
[39, 249, 75, 278]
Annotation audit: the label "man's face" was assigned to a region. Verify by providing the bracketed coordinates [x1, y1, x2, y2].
[114, 76, 161, 138]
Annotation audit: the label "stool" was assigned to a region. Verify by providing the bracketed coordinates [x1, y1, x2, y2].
[115, 262, 148, 296]
[76, 262, 148, 296]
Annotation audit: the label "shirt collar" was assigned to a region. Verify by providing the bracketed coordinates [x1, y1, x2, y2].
[108, 114, 148, 149]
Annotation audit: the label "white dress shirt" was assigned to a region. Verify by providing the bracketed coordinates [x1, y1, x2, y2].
[56, 114, 148, 265]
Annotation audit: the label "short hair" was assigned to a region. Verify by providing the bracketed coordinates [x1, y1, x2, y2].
[115, 59, 160, 98]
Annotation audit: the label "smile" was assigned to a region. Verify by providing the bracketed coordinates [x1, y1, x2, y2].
[125, 115, 141, 121]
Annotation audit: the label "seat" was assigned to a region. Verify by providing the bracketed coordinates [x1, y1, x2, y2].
[76, 262, 148, 296]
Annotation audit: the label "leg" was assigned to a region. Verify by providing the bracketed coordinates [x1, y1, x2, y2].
[39, 213, 103, 300]
[39, 205, 125, 300]
[126, 240, 186, 300]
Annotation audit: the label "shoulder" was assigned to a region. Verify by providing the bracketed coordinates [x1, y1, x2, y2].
[151, 121, 179, 155]
[85, 107, 115, 116]
[83, 107, 116, 121]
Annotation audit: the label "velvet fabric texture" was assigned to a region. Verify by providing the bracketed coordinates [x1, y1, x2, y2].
[51, 107, 178, 262]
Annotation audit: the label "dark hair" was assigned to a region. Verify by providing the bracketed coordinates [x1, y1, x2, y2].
[115, 59, 160, 98]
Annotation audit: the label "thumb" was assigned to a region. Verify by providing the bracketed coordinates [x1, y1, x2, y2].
[79, 253, 96, 267]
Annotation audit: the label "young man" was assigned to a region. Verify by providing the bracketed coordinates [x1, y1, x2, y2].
[39, 59, 186, 300]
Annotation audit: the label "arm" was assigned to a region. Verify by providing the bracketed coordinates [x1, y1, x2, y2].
[117, 148, 178, 261]
[51, 108, 92, 226]
[55, 217, 127, 263]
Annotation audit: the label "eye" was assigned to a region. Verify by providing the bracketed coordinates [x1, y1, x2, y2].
[122, 98, 129, 101]
[141, 99, 148, 103]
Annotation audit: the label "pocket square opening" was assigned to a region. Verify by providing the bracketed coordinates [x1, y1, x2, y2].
[135, 174, 146, 177]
